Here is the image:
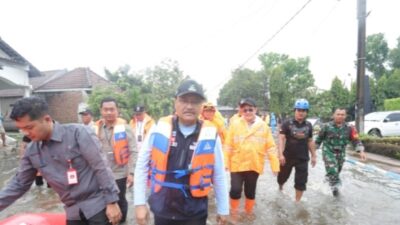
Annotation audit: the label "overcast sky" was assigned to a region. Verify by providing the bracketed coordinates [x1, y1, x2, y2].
[1, 0, 399, 103]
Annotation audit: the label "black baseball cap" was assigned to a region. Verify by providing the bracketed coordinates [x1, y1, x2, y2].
[133, 105, 145, 113]
[175, 79, 206, 100]
[79, 108, 93, 115]
[239, 98, 256, 107]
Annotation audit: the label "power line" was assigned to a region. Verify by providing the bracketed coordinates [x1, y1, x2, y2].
[209, 0, 314, 95]
[239, 0, 313, 68]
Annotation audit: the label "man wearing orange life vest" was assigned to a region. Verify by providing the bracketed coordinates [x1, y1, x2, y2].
[95, 97, 137, 223]
[200, 102, 227, 143]
[225, 97, 280, 222]
[129, 105, 155, 151]
[134, 79, 229, 225]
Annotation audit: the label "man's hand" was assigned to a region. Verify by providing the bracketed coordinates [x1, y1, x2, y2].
[279, 154, 286, 166]
[216, 214, 228, 225]
[359, 151, 367, 161]
[126, 174, 134, 188]
[311, 154, 317, 167]
[106, 203, 122, 225]
[135, 205, 150, 225]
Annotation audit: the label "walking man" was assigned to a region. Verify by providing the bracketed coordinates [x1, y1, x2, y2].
[315, 107, 367, 196]
[129, 105, 155, 151]
[0, 96, 121, 225]
[94, 97, 137, 223]
[277, 99, 317, 202]
[134, 79, 229, 225]
[79, 108, 94, 127]
[225, 97, 279, 221]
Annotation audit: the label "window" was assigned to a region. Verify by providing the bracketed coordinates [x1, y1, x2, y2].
[386, 113, 400, 122]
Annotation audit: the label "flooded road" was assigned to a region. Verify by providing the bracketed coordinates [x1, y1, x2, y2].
[1, 148, 399, 225]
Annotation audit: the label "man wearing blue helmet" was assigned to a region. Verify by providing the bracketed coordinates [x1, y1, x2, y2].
[277, 99, 317, 202]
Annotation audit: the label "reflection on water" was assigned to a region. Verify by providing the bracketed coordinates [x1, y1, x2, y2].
[1, 150, 399, 225]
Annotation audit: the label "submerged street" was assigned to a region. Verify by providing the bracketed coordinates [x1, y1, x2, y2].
[1, 147, 399, 225]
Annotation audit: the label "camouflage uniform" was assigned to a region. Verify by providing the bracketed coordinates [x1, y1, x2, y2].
[315, 122, 364, 188]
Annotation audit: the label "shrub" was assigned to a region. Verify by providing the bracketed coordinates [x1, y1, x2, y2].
[384, 98, 400, 110]
[360, 136, 400, 160]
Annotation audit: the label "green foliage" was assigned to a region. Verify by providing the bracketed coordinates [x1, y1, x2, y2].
[360, 136, 400, 160]
[385, 69, 400, 98]
[308, 89, 332, 120]
[329, 77, 350, 109]
[259, 52, 315, 118]
[88, 59, 185, 121]
[268, 66, 291, 116]
[373, 75, 388, 110]
[365, 33, 389, 80]
[388, 37, 400, 70]
[87, 85, 129, 119]
[217, 68, 266, 109]
[143, 59, 185, 117]
[384, 97, 400, 110]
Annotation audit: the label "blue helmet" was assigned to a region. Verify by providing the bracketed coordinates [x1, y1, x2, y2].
[294, 99, 309, 110]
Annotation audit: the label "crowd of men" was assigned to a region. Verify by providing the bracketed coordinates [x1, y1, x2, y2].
[0, 79, 367, 225]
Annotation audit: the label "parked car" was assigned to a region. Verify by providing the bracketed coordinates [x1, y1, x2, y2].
[355, 111, 400, 137]
[307, 117, 321, 127]
[307, 117, 323, 135]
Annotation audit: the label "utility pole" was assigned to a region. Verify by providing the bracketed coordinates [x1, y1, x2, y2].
[356, 0, 366, 134]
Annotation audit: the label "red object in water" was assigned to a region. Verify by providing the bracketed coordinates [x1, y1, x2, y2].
[0, 213, 66, 225]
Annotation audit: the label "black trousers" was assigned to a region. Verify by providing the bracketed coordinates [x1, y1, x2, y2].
[229, 171, 260, 200]
[277, 158, 308, 191]
[116, 177, 128, 222]
[154, 216, 207, 225]
[67, 208, 111, 225]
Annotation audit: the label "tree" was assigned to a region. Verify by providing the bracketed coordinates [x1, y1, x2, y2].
[308, 89, 333, 120]
[329, 76, 350, 109]
[88, 59, 186, 121]
[385, 69, 400, 98]
[87, 85, 129, 119]
[268, 66, 290, 117]
[365, 33, 389, 80]
[388, 37, 400, 70]
[143, 59, 185, 117]
[217, 68, 264, 108]
[258, 52, 315, 118]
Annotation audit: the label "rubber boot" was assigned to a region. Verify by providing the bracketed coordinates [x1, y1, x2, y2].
[229, 198, 241, 224]
[244, 198, 256, 221]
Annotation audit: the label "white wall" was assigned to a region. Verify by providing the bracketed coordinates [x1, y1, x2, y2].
[0, 60, 30, 88]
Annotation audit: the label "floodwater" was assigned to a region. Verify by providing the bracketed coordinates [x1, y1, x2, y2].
[1, 147, 399, 225]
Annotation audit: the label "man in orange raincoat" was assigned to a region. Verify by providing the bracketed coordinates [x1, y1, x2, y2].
[224, 97, 279, 222]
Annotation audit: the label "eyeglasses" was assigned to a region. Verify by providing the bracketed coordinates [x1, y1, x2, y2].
[243, 108, 254, 113]
[296, 109, 307, 112]
[203, 106, 215, 111]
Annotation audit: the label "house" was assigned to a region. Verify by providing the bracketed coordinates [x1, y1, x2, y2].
[0, 37, 42, 114]
[0, 37, 111, 130]
[0, 67, 110, 130]
[33, 67, 110, 123]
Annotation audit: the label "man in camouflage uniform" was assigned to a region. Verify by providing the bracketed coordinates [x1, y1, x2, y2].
[315, 108, 367, 196]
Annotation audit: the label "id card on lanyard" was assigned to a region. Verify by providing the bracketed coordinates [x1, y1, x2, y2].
[67, 159, 78, 185]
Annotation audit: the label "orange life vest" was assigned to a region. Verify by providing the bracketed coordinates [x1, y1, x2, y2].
[150, 116, 217, 198]
[95, 118, 130, 165]
[129, 113, 155, 140]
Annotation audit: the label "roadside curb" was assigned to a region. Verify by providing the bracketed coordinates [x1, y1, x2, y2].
[346, 150, 400, 180]
[346, 158, 400, 180]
